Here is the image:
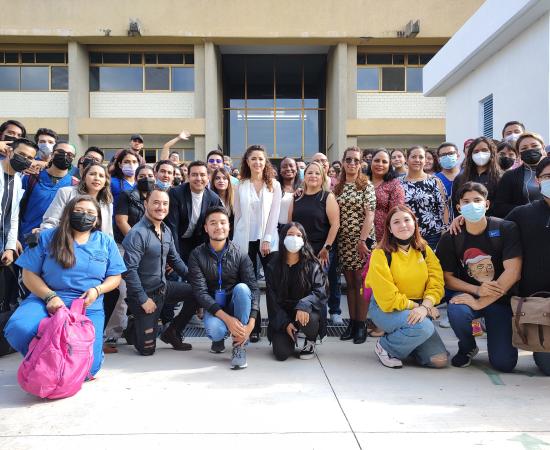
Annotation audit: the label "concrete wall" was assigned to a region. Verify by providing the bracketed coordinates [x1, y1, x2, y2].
[444, 12, 550, 145]
[0, 92, 68, 117]
[89, 92, 195, 118]
[357, 93, 445, 119]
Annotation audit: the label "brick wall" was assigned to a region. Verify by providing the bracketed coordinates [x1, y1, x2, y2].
[357, 92, 446, 119]
[0, 92, 68, 117]
[90, 92, 195, 118]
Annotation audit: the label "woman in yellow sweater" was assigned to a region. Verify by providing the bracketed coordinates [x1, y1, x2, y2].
[365, 205, 448, 369]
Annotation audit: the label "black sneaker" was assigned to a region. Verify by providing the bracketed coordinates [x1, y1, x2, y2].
[299, 340, 316, 360]
[210, 340, 226, 354]
[451, 347, 479, 368]
[249, 332, 260, 343]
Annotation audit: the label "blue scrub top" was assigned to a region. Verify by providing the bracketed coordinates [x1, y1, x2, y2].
[15, 228, 126, 311]
[111, 177, 135, 214]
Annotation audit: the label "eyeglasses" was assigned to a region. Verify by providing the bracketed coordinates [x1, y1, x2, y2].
[208, 158, 223, 164]
[344, 157, 361, 165]
[56, 150, 75, 161]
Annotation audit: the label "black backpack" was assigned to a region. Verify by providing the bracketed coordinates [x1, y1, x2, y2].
[384, 248, 427, 267]
[0, 265, 25, 357]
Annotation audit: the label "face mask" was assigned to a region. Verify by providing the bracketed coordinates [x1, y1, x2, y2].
[37, 142, 54, 160]
[520, 148, 543, 166]
[541, 180, 550, 199]
[9, 153, 32, 172]
[137, 178, 155, 192]
[70, 211, 96, 232]
[122, 163, 137, 177]
[439, 154, 458, 170]
[395, 236, 413, 246]
[504, 133, 521, 143]
[460, 202, 486, 223]
[472, 151, 491, 167]
[498, 155, 515, 170]
[284, 235, 304, 253]
[52, 152, 72, 170]
[173, 178, 182, 186]
[155, 179, 171, 190]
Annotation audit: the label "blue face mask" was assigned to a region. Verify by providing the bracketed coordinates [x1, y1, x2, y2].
[541, 180, 550, 199]
[439, 154, 458, 170]
[155, 179, 171, 191]
[460, 202, 486, 223]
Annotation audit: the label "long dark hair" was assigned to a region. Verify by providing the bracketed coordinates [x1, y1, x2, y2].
[111, 148, 141, 179]
[275, 222, 325, 298]
[334, 146, 370, 196]
[210, 167, 234, 215]
[459, 137, 502, 192]
[78, 163, 113, 205]
[239, 144, 275, 191]
[366, 148, 398, 182]
[50, 195, 102, 269]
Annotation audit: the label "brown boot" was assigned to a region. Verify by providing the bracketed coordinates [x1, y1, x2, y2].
[103, 343, 118, 354]
[160, 326, 192, 351]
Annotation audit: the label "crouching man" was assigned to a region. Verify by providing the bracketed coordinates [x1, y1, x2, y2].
[123, 188, 197, 355]
[188, 206, 259, 369]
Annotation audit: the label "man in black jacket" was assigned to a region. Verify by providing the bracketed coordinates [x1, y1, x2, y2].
[188, 206, 259, 370]
[165, 160, 222, 263]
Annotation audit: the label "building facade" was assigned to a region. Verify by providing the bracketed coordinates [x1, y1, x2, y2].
[0, 0, 482, 163]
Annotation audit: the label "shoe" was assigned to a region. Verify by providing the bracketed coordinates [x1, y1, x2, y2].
[353, 321, 367, 344]
[103, 343, 118, 354]
[299, 340, 316, 360]
[374, 339, 403, 369]
[210, 340, 226, 354]
[340, 319, 356, 341]
[451, 347, 479, 368]
[160, 326, 192, 351]
[330, 313, 344, 325]
[439, 317, 451, 328]
[231, 344, 248, 370]
[250, 332, 260, 343]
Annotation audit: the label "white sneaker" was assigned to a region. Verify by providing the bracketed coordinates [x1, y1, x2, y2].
[330, 313, 344, 325]
[439, 317, 451, 328]
[299, 340, 316, 360]
[374, 339, 403, 369]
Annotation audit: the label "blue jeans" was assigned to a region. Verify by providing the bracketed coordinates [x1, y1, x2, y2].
[369, 299, 448, 367]
[5, 297, 105, 376]
[534, 352, 550, 376]
[327, 246, 342, 315]
[447, 297, 518, 373]
[204, 283, 252, 342]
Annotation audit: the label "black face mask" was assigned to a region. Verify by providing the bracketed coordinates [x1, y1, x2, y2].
[520, 148, 543, 166]
[173, 178, 182, 186]
[70, 212, 96, 232]
[137, 178, 155, 192]
[9, 153, 32, 172]
[498, 155, 515, 170]
[52, 152, 72, 170]
[395, 236, 413, 246]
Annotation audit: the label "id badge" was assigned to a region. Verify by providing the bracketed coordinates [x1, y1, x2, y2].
[215, 289, 227, 308]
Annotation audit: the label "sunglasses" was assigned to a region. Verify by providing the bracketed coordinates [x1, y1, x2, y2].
[208, 158, 223, 164]
[344, 157, 361, 165]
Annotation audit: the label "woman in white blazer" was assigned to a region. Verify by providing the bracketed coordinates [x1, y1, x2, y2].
[40, 163, 114, 236]
[233, 144, 281, 342]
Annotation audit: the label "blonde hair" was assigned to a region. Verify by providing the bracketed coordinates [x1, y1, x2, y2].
[303, 161, 329, 193]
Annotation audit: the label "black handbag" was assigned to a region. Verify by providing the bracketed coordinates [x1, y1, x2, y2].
[0, 264, 25, 357]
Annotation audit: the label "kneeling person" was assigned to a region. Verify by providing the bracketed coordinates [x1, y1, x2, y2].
[122, 189, 197, 355]
[188, 206, 259, 369]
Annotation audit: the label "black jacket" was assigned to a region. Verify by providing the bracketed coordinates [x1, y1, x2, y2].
[265, 255, 328, 338]
[165, 182, 222, 260]
[114, 188, 145, 243]
[188, 241, 260, 319]
[494, 165, 540, 218]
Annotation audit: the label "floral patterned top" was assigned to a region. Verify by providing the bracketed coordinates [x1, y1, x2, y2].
[401, 176, 446, 238]
[374, 178, 405, 241]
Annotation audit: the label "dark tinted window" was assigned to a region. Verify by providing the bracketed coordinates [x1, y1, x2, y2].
[381, 67, 405, 91]
[36, 52, 66, 63]
[367, 54, 392, 65]
[129, 53, 142, 64]
[5, 53, 18, 63]
[51, 66, 69, 90]
[21, 53, 34, 63]
[157, 54, 183, 64]
[102, 53, 129, 64]
[145, 67, 169, 90]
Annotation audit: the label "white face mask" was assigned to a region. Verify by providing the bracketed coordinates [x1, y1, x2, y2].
[504, 133, 522, 143]
[472, 151, 491, 167]
[284, 235, 304, 253]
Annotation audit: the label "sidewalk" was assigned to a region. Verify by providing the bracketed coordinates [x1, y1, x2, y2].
[1, 309, 550, 449]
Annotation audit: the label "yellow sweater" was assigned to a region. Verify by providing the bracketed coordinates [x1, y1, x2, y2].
[365, 246, 444, 313]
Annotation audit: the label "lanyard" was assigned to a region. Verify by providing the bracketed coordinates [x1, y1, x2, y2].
[209, 244, 228, 290]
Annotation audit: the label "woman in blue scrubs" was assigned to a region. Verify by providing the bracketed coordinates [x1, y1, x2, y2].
[5, 195, 126, 376]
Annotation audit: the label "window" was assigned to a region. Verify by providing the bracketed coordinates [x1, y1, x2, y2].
[480, 95, 493, 138]
[89, 52, 194, 92]
[356, 52, 434, 92]
[0, 51, 68, 91]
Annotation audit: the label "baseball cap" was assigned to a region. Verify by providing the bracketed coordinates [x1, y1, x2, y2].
[130, 134, 144, 143]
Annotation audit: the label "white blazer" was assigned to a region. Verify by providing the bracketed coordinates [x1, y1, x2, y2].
[0, 163, 24, 251]
[233, 179, 281, 255]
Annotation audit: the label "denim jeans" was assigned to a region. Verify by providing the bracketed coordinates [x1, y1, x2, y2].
[534, 352, 550, 376]
[447, 297, 518, 373]
[204, 283, 252, 342]
[369, 299, 448, 367]
[5, 296, 105, 376]
[272, 311, 320, 361]
[327, 246, 342, 315]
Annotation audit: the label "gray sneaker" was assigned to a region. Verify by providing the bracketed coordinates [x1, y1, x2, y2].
[230, 344, 248, 370]
[330, 313, 344, 325]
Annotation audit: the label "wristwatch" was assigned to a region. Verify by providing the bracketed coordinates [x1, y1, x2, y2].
[324, 244, 332, 251]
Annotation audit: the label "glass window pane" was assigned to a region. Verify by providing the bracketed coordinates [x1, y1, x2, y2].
[145, 53, 157, 64]
[36, 52, 65, 63]
[304, 55, 326, 107]
[145, 67, 169, 90]
[98, 67, 142, 91]
[381, 67, 405, 91]
[129, 53, 142, 64]
[5, 53, 18, 63]
[21, 66, 49, 90]
[0, 53, 4, 64]
[393, 54, 405, 65]
[89, 67, 99, 91]
[357, 54, 366, 65]
[102, 53, 129, 64]
[408, 54, 420, 65]
[172, 67, 194, 91]
[185, 53, 194, 65]
[406, 68, 423, 92]
[51, 66, 68, 90]
[304, 110, 319, 157]
[419, 54, 434, 65]
[275, 110, 302, 158]
[304, 99, 319, 108]
[247, 55, 274, 109]
[367, 54, 392, 65]
[0, 67, 20, 90]
[247, 110, 274, 156]
[357, 67, 379, 90]
[223, 55, 245, 108]
[276, 56, 302, 103]
[229, 110, 246, 155]
[90, 52, 102, 64]
[21, 53, 34, 63]
[277, 99, 301, 108]
[158, 53, 183, 64]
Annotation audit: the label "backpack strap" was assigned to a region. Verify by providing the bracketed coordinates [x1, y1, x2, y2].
[18, 173, 40, 220]
[385, 248, 427, 268]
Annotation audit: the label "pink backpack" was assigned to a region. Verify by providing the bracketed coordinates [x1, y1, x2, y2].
[18, 298, 95, 399]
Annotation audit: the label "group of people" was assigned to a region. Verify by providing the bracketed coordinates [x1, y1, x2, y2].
[1, 118, 549, 377]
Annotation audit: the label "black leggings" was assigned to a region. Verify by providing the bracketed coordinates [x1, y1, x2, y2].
[126, 281, 197, 356]
[248, 240, 276, 335]
[272, 311, 320, 361]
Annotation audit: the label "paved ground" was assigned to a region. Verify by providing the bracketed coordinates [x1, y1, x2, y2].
[1, 302, 550, 450]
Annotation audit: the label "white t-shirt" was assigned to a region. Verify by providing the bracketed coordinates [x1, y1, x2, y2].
[248, 187, 263, 241]
[183, 190, 204, 238]
[278, 191, 294, 225]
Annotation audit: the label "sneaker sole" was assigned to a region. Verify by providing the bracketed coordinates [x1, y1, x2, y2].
[375, 344, 403, 369]
[299, 353, 316, 360]
[230, 363, 248, 370]
[452, 348, 479, 368]
[210, 349, 226, 354]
